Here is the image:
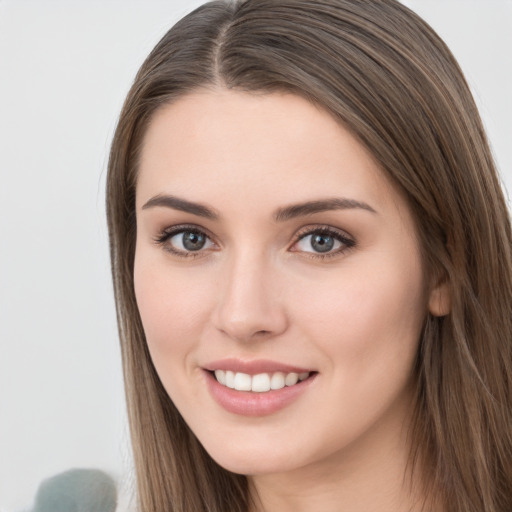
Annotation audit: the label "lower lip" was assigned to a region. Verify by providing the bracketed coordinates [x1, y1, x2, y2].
[204, 371, 316, 416]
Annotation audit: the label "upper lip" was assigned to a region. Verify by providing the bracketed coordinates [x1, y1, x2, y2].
[203, 358, 314, 375]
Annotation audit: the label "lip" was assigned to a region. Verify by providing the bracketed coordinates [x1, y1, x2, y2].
[203, 363, 317, 417]
[203, 358, 313, 375]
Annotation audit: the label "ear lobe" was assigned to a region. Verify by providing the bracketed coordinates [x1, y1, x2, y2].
[428, 280, 451, 317]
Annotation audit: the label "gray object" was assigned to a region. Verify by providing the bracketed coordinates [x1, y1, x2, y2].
[32, 468, 117, 512]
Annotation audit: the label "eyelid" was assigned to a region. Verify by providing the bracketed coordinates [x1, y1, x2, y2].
[290, 224, 356, 258]
[153, 224, 218, 257]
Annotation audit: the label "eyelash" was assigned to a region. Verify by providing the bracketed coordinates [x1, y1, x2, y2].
[153, 224, 356, 260]
[292, 226, 356, 260]
[153, 224, 214, 259]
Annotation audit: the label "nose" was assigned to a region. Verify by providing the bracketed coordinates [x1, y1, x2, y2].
[212, 249, 288, 343]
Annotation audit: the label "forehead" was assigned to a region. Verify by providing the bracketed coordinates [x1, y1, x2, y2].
[136, 89, 400, 216]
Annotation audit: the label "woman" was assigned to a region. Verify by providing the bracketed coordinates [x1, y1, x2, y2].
[106, 1, 512, 511]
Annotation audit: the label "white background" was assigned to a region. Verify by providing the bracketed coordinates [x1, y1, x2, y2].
[0, 1, 511, 511]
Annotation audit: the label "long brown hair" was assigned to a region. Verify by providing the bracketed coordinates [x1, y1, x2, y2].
[106, 1, 512, 511]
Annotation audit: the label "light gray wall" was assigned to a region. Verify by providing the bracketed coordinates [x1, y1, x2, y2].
[0, 1, 510, 511]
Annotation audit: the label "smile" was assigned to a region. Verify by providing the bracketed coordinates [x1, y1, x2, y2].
[204, 361, 317, 416]
[214, 370, 310, 392]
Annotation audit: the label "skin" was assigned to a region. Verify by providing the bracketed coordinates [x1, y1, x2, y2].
[134, 90, 447, 512]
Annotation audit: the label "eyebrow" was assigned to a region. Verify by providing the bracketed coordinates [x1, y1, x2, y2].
[141, 194, 376, 221]
[142, 195, 219, 219]
[274, 198, 377, 222]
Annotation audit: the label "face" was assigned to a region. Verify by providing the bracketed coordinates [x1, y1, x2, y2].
[134, 90, 434, 478]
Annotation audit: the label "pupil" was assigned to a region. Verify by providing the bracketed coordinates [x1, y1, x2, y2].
[311, 234, 334, 253]
[183, 232, 206, 251]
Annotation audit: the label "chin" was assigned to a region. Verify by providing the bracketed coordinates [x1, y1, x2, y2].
[198, 433, 314, 477]
[211, 453, 296, 476]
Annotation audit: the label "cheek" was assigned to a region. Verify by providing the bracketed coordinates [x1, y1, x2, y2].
[133, 253, 214, 363]
[290, 254, 426, 379]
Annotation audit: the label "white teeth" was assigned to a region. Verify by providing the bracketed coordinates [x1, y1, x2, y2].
[225, 370, 235, 389]
[214, 369, 226, 385]
[251, 373, 271, 392]
[234, 372, 252, 391]
[270, 372, 285, 390]
[285, 372, 299, 386]
[214, 370, 310, 392]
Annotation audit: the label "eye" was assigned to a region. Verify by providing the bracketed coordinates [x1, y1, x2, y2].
[292, 227, 355, 257]
[155, 226, 215, 257]
[170, 230, 211, 251]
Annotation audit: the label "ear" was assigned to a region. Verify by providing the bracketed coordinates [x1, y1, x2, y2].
[428, 278, 451, 317]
